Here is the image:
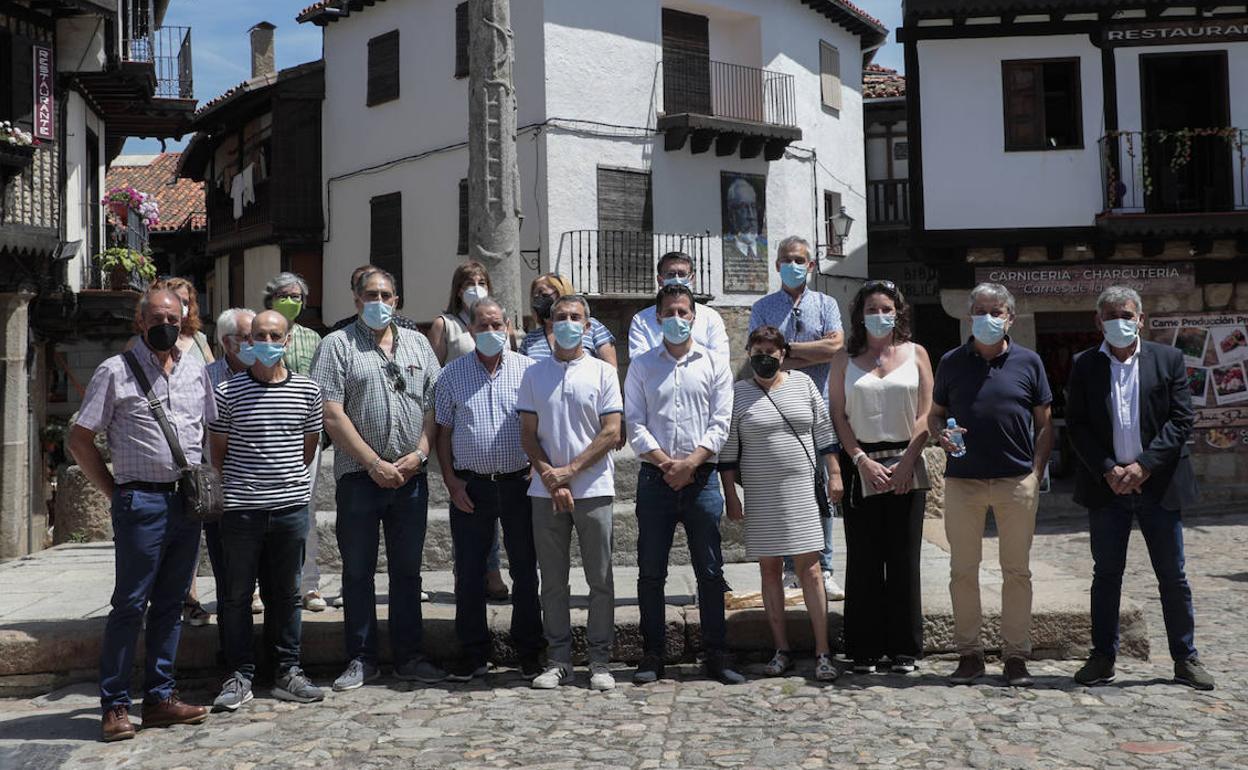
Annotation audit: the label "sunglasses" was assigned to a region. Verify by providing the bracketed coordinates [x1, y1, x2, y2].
[384, 361, 407, 393]
[862, 279, 897, 293]
[790, 306, 804, 335]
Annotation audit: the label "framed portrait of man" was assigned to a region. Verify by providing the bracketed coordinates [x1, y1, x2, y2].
[721, 172, 768, 293]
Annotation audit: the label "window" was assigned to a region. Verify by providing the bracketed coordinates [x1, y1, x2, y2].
[824, 190, 843, 256]
[1002, 59, 1082, 151]
[596, 167, 653, 294]
[820, 42, 841, 112]
[457, 178, 469, 256]
[661, 8, 710, 116]
[455, 2, 469, 79]
[370, 192, 404, 292]
[367, 30, 400, 106]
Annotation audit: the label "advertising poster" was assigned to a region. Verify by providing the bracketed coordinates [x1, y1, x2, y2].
[1148, 313, 1248, 452]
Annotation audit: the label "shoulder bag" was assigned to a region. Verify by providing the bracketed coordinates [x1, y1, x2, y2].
[123, 351, 224, 523]
[756, 381, 833, 519]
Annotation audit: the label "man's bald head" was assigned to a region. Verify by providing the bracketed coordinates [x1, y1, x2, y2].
[251, 310, 290, 344]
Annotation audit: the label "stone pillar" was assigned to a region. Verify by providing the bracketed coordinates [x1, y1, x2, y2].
[0, 290, 35, 558]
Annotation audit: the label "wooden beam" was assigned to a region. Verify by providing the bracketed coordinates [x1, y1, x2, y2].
[715, 133, 741, 157]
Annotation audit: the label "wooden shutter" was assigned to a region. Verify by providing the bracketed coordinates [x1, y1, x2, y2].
[597, 168, 653, 231]
[596, 168, 653, 294]
[370, 192, 404, 292]
[457, 178, 469, 255]
[367, 30, 400, 107]
[820, 42, 842, 112]
[824, 190, 842, 255]
[455, 2, 469, 79]
[661, 9, 711, 116]
[1002, 61, 1043, 150]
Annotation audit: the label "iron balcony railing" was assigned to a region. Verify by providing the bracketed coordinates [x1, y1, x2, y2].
[556, 230, 713, 297]
[662, 56, 797, 128]
[120, 0, 193, 99]
[1099, 129, 1247, 215]
[866, 179, 910, 227]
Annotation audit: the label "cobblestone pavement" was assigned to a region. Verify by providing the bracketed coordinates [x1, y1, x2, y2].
[2, 513, 1246, 770]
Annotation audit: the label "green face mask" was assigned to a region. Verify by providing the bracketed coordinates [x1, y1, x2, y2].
[274, 297, 303, 323]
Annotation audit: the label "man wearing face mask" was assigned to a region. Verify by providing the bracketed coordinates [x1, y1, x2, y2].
[328, 264, 423, 333]
[309, 269, 446, 691]
[435, 298, 543, 682]
[748, 235, 846, 599]
[625, 284, 743, 685]
[1066, 286, 1212, 691]
[929, 283, 1053, 687]
[627, 252, 730, 370]
[209, 310, 325, 711]
[69, 288, 217, 742]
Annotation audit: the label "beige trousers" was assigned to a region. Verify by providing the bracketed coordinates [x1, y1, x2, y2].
[945, 473, 1040, 658]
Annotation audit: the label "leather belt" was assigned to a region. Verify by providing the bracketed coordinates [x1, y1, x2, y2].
[118, 480, 178, 492]
[456, 468, 530, 482]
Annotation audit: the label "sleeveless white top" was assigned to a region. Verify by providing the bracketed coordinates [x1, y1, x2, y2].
[844, 342, 919, 444]
[440, 312, 476, 364]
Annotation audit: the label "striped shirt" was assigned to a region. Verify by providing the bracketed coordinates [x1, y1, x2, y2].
[435, 350, 533, 474]
[284, 323, 322, 376]
[519, 318, 615, 361]
[749, 288, 843, 399]
[308, 320, 440, 479]
[209, 371, 324, 510]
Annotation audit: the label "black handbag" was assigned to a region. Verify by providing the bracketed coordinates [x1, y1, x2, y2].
[757, 383, 833, 519]
[123, 351, 225, 523]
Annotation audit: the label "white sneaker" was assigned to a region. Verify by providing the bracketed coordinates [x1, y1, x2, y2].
[531, 666, 573, 690]
[589, 663, 615, 692]
[420, 591, 430, 602]
[822, 572, 845, 601]
[302, 591, 327, 612]
[782, 569, 800, 589]
[331, 594, 344, 608]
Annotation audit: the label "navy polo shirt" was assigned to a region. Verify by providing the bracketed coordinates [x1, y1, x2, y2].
[933, 338, 1053, 479]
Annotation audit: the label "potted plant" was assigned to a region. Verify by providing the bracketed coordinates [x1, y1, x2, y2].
[101, 186, 160, 229]
[0, 121, 38, 170]
[95, 247, 156, 290]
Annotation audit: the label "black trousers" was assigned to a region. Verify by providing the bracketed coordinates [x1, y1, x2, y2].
[842, 455, 925, 662]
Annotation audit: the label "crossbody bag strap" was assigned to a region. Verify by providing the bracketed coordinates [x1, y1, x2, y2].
[756, 381, 819, 476]
[122, 350, 189, 470]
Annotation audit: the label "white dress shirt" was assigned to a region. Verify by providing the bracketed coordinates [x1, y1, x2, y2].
[1100, 341, 1144, 464]
[624, 341, 733, 463]
[628, 304, 731, 371]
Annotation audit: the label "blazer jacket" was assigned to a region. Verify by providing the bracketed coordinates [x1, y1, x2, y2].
[1065, 340, 1198, 510]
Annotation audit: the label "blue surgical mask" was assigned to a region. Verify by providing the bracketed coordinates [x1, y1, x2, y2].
[863, 312, 897, 339]
[779, 261, 808, 289]
[462, 285, 489, 307]
[1103, 318, 1140, 349]
[252, 341, 285, 368]
[475, 330, 507, 357]
[552, 320, 584, 350]
[361, 301, 394, 330]
[237, 342, 257, 366]
[661, 316, 692, 345]
[972, 314, 1009, 346]
[662, 276, 692, 288]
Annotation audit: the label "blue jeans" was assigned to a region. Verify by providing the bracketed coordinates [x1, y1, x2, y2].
[99, 489, 202, 710]
[636, 465, 728, 655]
[784, 515, 834, 574]
[220, 505, 309, 680]
[1089, 495, 1197, 662]
[335, 472, 429, 666]
[450, 475, 543, 664]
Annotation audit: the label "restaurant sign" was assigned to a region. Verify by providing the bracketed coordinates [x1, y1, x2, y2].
[33, 44, 55, 142]
[974, 262, 1195, 299]
[1102, 18, 1248, 47]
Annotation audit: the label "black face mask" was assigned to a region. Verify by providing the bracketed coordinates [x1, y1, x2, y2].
[146, 323, 180, 352]
[750, 353, 781, 379]
[531, 294, 555, 321]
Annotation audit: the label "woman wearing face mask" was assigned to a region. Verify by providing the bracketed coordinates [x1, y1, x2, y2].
[519, 274, 618, 367]
[720, 326, 842, 682]
[429, 262, 496, 366]
[828, 280, 933, 676]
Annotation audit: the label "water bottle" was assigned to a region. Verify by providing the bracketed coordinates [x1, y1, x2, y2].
[946, 417, 967, 458]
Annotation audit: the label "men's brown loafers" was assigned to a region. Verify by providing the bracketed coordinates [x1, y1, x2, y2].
[101, 706, 136, 742]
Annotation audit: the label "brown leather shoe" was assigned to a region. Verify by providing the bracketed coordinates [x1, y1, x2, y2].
[140, 693, 208, 729]
[1003, 657, 1035, 687]
[949, 653, 986, 685]
[101, 705, 135, 742]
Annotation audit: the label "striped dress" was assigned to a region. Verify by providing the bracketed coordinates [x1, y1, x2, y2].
[721, 371, 837, 559]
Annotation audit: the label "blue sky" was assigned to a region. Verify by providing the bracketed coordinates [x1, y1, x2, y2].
[125, 0, 903, 155]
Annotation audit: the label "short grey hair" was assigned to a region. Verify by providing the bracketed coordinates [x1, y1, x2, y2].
[263, 272, 310, 308]
[137, 288, 180, 319]
[1096, 285, 1143, 316]
[215, 308, 256, 347]
[777, 235, 811, 258]
[968, 282, 1016, 316]
[470, 297, 506, 324]
[552, 293, 591, 319]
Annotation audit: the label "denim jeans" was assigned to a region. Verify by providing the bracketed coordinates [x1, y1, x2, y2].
[99, 489, 202, 710]
[1089, 494, 1197, 662]
[220, 504, 309, 680]
[636, 465, 728, 655]
[335, 472, 429, 666]
[450, 475, 542, 665]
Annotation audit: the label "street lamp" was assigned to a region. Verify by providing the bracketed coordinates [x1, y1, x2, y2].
[831, 206, 854, 254]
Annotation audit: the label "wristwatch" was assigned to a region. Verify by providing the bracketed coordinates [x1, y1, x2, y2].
[415, 449, 429, 465]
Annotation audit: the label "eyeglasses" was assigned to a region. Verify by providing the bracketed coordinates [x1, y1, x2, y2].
[384, 361, 407, 393]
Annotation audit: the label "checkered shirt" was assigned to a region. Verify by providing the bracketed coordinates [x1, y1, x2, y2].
[435, 350, 533, 475]
[76, 342, 218, 484]
[309, 320, 441, 479]
[284, 323, 322, 376]
[749, 288, 843, 399]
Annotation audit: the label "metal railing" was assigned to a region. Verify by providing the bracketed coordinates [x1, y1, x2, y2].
[866, 179, 910, 227]
[120, 0, 193, 99]
[1099, 129, 1247, 214]
[556, 230, 713, 297]
[662, 56, 797, 127]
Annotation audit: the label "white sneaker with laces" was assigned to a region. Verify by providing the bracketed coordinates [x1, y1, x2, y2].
[822, 572, 845, 601]
[589, 663, 615, 691]
[531, 666, 572, 690]
[782, 569, 800, 589]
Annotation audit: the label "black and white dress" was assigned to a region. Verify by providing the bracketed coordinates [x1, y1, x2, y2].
[721, 371, 837, 559]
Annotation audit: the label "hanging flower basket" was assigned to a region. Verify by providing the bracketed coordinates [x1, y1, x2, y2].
[101, 185, 161, 229]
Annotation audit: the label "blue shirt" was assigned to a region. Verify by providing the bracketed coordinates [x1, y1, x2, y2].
[933, 338, 1053, 479]
[434, 350, 533, 475]
[519, 318, 615, 361]
[748, 288, 843, 399]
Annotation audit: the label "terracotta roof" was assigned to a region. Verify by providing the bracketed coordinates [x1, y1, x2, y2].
[106, 153, 206, 233]
[863, 63, 905, 99]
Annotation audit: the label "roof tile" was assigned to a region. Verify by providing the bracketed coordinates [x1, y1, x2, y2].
[106, 153, 206, 233]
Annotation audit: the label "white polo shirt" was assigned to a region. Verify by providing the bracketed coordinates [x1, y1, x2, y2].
[517, 352, 623, 500]
[628, 304, 731, 371]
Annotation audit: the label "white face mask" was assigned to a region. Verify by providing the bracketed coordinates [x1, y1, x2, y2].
[462, 285, 488, 308]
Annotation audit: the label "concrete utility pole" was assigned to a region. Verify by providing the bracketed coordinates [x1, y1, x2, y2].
[468, 0, 523, 324]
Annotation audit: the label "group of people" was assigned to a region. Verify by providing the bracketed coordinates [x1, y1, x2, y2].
[68, 235, 1215, 744]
